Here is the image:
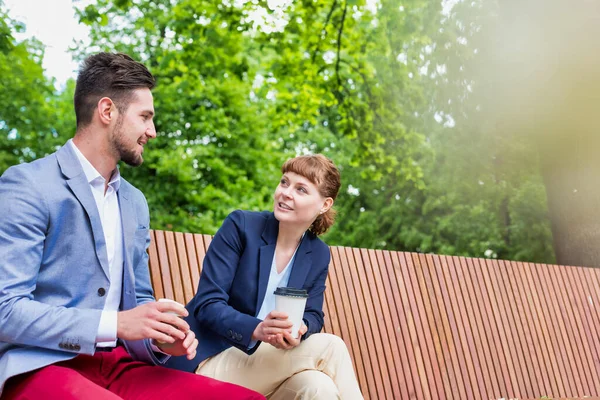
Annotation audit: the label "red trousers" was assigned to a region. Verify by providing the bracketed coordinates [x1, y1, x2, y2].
[3, 346, 264, 400]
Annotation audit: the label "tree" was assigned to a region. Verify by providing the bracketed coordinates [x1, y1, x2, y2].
[0, 2, 68, 173]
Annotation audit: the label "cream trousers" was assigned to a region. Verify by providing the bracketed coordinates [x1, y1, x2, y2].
[196, 333, 364, 400]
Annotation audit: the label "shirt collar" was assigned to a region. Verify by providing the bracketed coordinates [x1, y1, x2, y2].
[68, 139, 121, 190]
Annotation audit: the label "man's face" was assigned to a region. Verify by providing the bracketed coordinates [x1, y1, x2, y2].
[110, 88, 156, 167]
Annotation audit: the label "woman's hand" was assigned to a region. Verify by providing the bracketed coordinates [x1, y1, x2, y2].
[269, 321, 308, 350]
[251, 311, 293, 342]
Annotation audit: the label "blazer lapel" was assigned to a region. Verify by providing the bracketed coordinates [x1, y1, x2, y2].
[57, 144, 110, 280]
[118, 184, 136, 272]
[118, 183, 137, 309]
[255, 215, 279, 312]
[288, 233, 313, 289]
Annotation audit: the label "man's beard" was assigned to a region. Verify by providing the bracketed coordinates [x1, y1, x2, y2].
[110, 116, 143, 167]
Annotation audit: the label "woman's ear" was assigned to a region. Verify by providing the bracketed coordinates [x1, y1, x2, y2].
[320, 197, 334, 214]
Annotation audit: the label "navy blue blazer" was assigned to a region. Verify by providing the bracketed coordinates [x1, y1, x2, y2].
[166, 210, 330, 372]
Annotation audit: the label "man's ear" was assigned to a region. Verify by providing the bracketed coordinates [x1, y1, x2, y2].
[97, 97, 115, 126]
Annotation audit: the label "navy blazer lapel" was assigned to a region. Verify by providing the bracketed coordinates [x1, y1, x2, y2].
[57, 144, 110, 280]
[255, 214, 278, 312]
[288, 233, 313, 289]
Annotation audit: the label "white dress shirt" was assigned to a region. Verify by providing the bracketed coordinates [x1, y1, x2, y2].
[69, 140, 123, 347]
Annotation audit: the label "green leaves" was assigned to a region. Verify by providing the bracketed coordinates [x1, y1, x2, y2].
[0, 0, 555, 263]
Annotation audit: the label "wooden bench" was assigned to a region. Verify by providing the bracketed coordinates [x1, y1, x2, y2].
[148, 229, 600, 400]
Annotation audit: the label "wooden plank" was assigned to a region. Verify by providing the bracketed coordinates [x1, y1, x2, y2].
[400, 252, 442, 400]
[462, 257, 500, 398]
[580, 266, 600, 391]
[501, 260, 544, 395]
[450, 256, 489, 399]
[164, 231, 185, 305]
[567, 265, 600, 394]
[487, 258, 531, 398]
[441, 255, 480, 399]
[390, 250, 427, 400]
[337, 247, 379, 400]
[174, 232, 194, 303]
[349, 248, 400, 399]
[328, 247, 368, 398]
[413, 253, 453, 400]
[154, 230, 175, 300]
[557, 264, 598, 393]
[183, 233, 201, 296]
[517, 260, 564, 397]
[430, 255, 470, 400]
[534, 262, 584, 395]
[469, 257, 511, 397]
[367, 249, 416, 399]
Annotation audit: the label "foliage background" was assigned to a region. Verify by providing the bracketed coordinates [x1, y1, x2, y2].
[0, 0, 556, 263]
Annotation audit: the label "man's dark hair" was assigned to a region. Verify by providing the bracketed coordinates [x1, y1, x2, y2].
[74, 52, 155, 128]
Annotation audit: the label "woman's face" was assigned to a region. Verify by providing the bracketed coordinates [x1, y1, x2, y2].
[273, 172, 331, 227]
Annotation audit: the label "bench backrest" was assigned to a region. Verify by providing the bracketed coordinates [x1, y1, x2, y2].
[148, 229, 600, 399]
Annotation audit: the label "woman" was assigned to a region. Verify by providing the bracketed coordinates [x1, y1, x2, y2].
[167, 155, 363, 399]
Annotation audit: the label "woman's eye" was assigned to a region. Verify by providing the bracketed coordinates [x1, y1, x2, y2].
[298, 187, 307, 194]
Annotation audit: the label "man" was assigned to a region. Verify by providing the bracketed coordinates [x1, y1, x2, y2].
[0, 52, 264, 399]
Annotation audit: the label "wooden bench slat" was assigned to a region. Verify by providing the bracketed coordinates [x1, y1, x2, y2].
[389, 250, 427, 400]
[425, 254, 464, 399]
[461, 256, 500, 397]
[347, 247, 398, 400]
[470, 257, 509, 396]
[581, 266, 600, 392]
[148, 230, 164, 300]
[173, 232, 194, 304]
[337, 247, 380, 400]
[412, 253, 454, 400]
[502, 260, 544, 396]
[328, 247, 369, 397]
[534, 262, 578, 396]
[431, 255, 470, 400]
[489, 258, 531, 398]
[517, 260, 562, 396]
[183, 233, 200, 303]
[559, 264, 598, 393]
[363, 248, 413, 399]
[542, 262, 587, 395]
[572, 265, 600, 394]
[450, 256, 489, 399]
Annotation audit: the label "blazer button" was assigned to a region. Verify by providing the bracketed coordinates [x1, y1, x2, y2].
[73, 344, 81, 351]
[227, 329, 233, 339]
[236, 333, 242, 341]
[97, 288, 106, 297]
[58, 343, 65, 349]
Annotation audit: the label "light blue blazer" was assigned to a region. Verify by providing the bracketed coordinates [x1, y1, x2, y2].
[0, 142, 165, 394]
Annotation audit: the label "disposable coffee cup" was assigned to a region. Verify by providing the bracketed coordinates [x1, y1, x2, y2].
[157, 298, 185, 316]
[274, 287, 309, 338]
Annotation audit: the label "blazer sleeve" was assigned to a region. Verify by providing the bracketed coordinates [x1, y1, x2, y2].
[0, 166, 101, 355]
[301, 248, 329, 339]
[193, 210, 262, 352]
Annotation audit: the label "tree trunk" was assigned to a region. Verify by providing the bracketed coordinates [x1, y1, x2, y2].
[492, 0, 600, 266]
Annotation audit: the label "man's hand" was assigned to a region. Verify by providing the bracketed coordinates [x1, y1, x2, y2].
[156, 330, 199, 360]
[117, 301, 189, 344]
[251, 311, 293, 343]
[269, 322, 307, 350]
